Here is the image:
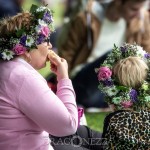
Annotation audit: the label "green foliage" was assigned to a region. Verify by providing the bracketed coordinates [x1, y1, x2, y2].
[16, 28, 25, 37]
[30, 4, 38, 13]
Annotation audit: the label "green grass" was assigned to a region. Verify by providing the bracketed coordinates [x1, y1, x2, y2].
[38, 62, 51, 77]
[85, 112, 109, 132]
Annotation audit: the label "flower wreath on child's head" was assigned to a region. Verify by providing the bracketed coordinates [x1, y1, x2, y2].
[0, 4, 54, 60]
[96, 43, 150, 111]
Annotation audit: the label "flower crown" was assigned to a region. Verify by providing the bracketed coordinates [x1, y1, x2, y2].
[96, 43, 150, 111]
[0, 4, 54, 60]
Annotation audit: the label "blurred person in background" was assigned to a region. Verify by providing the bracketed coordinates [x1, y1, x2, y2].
[57, 0, 150, 112]
[49, 0, 88, 50]
[0, 0, 25, 18]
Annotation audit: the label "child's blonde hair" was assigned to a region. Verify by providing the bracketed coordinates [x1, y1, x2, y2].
[113, 56, 148, 89]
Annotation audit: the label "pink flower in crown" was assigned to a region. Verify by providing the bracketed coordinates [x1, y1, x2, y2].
[121, 101, 133, 108]
[40, 26, 50, 37]
[12, 44, 27, 55]
[98, 67, 112, 81]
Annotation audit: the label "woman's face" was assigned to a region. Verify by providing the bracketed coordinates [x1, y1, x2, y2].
[29, 42, 52, 70]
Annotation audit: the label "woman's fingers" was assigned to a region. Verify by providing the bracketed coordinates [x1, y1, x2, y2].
[47, 51, 69, 80]
[48, 51, 61, 66]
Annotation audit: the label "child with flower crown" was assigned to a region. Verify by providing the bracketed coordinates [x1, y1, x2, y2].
[96, 43, 150, 149]
[0, 5, 79, 150]
[51, 43, 150, 150]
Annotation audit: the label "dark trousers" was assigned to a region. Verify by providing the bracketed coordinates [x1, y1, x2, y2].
[72, 53, 110, 108]
[50, 125, 103, 150]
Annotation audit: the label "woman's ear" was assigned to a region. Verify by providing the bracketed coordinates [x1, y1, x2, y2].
[24, 51, 32, 63]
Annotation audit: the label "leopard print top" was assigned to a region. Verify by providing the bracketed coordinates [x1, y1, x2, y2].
[102, 110, 150, 150]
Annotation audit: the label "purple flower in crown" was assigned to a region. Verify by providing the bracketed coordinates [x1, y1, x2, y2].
[12, 44, 27, 55]
[129, 89, 138, 102]
[20, 35, 27, 46]
[144, 53, 150, 59]
[43, 12, 53, 23]
[102, 78, 113, 87]
[36, 34, 45, 45]
[120, 46, 127, 53]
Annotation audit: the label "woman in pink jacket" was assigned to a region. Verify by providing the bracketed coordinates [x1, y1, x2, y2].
[0, 5, 78, 150]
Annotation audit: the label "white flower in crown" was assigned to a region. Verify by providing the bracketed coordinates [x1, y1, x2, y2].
[1, 49, 15, 60]
[35, 25, 41, 34]
[38, 19, 47, 26]
[103, 86, 119, 97]
[35, 19, 50, 37]
[36, 6, 48, 12]
[26, 36, 34, 47]
[136, 45, 146, 58]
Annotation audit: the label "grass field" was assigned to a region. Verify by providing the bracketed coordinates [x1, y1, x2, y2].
[85, 112, 109, 132]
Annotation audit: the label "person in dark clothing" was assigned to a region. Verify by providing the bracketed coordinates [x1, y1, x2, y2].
[0, 0, 24, 18]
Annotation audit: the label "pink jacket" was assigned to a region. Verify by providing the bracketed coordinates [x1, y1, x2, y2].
[0, 58, 78, 150]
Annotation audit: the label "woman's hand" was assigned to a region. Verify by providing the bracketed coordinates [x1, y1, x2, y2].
[48, 50, 69, 81]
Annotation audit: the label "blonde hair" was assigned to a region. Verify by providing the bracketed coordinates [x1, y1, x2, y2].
[113, 57, 148, 89]
[0, 12, 32, 37]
